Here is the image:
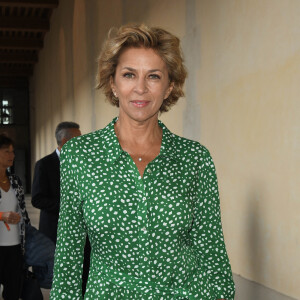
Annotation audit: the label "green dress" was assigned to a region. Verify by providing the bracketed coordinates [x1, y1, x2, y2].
[50, 118, 235, 300]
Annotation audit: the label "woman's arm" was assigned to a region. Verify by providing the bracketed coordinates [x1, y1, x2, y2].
[0, 211, 21, 224]
[0, 211, 21, 230]
[50, 145, 86, 300]
[191, 148, 235, 300]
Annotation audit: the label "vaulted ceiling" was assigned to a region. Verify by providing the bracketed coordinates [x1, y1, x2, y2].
[0, 0, 58, 87]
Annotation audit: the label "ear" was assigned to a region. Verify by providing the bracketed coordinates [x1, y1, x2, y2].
[164, 82, 174, 100]
[110, 76, 118, 97]
[110, 76, 115, 90]
[60, 137, 68, 148]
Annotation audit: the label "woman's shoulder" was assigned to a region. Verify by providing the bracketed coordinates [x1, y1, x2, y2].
[61, 121, 116, 157]
[169, 135, 216, 175]
[8, 172, 22, 184]
[7, 173, 24, 198]
[67, 129, 106, 147]
[160, 121, 210, 161]
[169, 132, 211, 161]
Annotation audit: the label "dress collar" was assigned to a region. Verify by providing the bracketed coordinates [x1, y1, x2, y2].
[102, 117, 177, 163]
[158, 119, 177, 160]
[101, 117, 123, 163]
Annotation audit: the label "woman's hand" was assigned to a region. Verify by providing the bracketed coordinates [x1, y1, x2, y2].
[0, 211, 21, 224]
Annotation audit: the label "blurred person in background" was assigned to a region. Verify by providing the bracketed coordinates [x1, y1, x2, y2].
[32, 121, 90, 295]
[0, 134, 30, 300]
[32, 121, 81, 244]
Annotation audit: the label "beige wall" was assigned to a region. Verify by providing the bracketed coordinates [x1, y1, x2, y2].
[195, 1, 300, 298]
[30, 0, 300, 298]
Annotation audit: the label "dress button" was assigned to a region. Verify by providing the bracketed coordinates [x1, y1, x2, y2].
[143, 197, 146, 201]
[144, 257, 148, 261]
[147, 168, 151, 173]
[142, 227, 147, 232]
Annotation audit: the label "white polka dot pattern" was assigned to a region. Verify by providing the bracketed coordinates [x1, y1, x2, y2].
[50, 118, 235, 300]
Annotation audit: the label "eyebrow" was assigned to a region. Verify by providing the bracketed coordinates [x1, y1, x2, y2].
[121, 67, 163, 73]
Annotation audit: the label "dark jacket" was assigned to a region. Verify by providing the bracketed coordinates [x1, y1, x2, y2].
[31, 151, 60, 244]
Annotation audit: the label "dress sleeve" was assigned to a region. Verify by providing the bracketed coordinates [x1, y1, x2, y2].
[50, 145, 86, 300]
[190, 148, 235, 300]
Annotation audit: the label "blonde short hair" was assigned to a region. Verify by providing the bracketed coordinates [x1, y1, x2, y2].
[96, 24, 187, 113]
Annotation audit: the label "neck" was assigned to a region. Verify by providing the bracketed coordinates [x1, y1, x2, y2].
[115, 115, 163, 163]
[115, 115, 161, 147]
[0, 168, 7, 178]
[0, 169, 8, 183]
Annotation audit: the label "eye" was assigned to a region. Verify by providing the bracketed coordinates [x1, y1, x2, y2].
[123, 72, 135, 79]
[149, 74, 161, 80]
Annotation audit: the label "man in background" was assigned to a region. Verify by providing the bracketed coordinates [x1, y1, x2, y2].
[32, 121, 81, 244]
[32, 121, 90, 295]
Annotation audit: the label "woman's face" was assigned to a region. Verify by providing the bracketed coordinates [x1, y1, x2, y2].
[111, 47, 173, 123]
[0, 144, 15, 169]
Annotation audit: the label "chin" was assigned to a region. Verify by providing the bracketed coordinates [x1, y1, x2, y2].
[132, 110, 160, 122]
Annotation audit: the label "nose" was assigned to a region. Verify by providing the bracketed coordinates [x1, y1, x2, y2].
[134, 77, 148, 94]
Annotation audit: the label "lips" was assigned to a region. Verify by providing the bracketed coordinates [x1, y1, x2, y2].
[131, 100, 150, 108]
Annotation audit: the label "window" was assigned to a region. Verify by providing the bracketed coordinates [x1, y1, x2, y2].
[0, 99, 14, 125]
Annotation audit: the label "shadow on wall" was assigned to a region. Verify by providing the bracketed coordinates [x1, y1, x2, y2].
[240, 185, 274, 300]
[247, 186, 265, 299]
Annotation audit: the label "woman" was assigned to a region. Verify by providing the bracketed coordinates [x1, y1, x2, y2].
[0, 134, 30, 300]
[51, 24, 235, 299]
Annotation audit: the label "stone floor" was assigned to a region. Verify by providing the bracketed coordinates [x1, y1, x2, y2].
[233, 274, 296, 300]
